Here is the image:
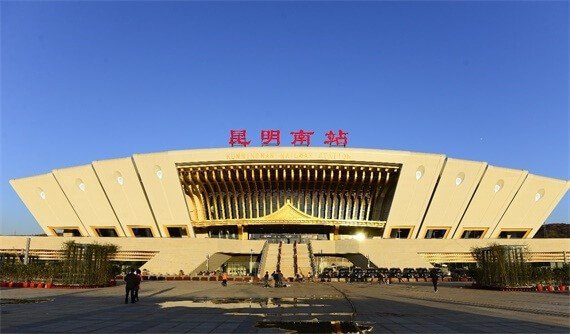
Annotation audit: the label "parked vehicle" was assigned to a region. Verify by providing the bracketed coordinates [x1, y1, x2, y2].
[364, 268, 379, 280]
[415, 268, 430, 279]
[350, 267, 365, 282]
[377, 268, 389, 283]
[433, 264, 451, 277]
[378, 267, 389, 276]
[451, 268, 469, 280]
[388, 267, 402, 279]
[431, 268, 445, 278]
[320, 268, 334, 281]
[337, 267, 350, 280]
[402, 268, 417, 279]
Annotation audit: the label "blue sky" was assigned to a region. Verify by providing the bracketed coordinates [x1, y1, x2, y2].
[1, 2, 568, 235]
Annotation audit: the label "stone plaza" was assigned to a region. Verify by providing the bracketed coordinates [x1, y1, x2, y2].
[1, 280, 569, 333]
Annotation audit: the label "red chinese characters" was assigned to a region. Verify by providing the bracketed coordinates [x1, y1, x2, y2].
[228, 129, 251, 147]
[261, 130, 281, 146]
[290, 129, 315, 146]
[228, 129, 348, 147]
[324, 129, 349, 147]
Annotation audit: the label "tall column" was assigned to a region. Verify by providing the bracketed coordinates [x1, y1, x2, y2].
[333, 225, 340, 240]
[238, 224, 245, 240]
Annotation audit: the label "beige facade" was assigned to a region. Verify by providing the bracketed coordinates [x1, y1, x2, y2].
[0, 236, 568, 275]
[7, 147, 569, 273]
[10, 147, 569, 240]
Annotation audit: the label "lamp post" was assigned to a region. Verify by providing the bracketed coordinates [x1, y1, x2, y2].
[206, 254, 210, 273]
[367, 254, 370, 269]
[319, 249, 323, 274]
[249, 249, 253, 276]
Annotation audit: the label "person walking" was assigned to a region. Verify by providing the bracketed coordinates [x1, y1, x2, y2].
[430, 269, 439, 292]
[277, 270, 284, 287]
[134, 269, 142, 302]
[221, 272, 228, 287]
[124, 268, 138, 304]
[271, 271, 278, 287]
[263, 271, 270, 287]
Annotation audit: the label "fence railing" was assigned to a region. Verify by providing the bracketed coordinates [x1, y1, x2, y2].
[277, 242, 282, 272]
[257, 241, 270, 278]
[0, 249, 158, 262]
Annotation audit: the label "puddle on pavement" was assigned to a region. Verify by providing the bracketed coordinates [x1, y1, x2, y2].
[256, 320, 372, 333]
[226, 311, 353, 317]
[159, 297, 332, 310]
[1, 298, 53, 305]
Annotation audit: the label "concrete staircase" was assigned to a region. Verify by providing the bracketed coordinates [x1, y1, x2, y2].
[280, 243, 295, 279]
[296, 243, 313, 277]
[258, 242, 315, 280]
[258, 243, 279, 276]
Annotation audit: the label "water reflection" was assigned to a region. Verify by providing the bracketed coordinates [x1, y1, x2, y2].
[256, 320, 372, 333]
[159, 297, 330, 310]
[1, 298, 53, 305]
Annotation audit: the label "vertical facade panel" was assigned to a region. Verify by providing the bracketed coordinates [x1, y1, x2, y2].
[383, 154, 446, 238]
[52, 165, 125, 236]
[132, 152, 194, 237]
[453, 166, 528, 239]
[92, 158, 162, 238]
[10, 174, 88, 236]
[491, 174, 569, 238]
[416, 159, 487, 239]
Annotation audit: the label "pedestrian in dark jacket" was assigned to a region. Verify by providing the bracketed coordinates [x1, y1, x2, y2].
[124, 268, 138, 304]
[430, 269, 439, 292]
[272, 271, 279, 287]
[263, 271, 270, 287]
[134, 269, 142, 302]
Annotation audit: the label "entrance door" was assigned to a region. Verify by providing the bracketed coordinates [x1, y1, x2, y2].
[247, 225, 331, 243]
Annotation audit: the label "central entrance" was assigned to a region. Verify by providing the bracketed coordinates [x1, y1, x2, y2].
[246, 225, 331, 243]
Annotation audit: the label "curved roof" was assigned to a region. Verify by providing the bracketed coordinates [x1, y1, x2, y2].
[10, 147, 569, 239]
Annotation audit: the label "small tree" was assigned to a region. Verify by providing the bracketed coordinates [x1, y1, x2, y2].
[471, 244, 532, 288]
[60, 241, 118, 286]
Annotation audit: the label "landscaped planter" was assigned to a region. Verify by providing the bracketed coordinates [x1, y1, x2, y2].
[471, 284, 536, 292]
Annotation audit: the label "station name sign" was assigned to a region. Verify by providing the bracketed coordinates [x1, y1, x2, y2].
[228, 129, 348, 147]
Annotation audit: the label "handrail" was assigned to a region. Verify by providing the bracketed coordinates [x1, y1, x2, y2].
[277, 241, 282, 272]
[257, 241, 270, 278]
[293, 241, 298, 275]
[307, 241, 318, 277]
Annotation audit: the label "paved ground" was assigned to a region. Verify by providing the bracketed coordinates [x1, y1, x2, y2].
[1, 281, 569, 333]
